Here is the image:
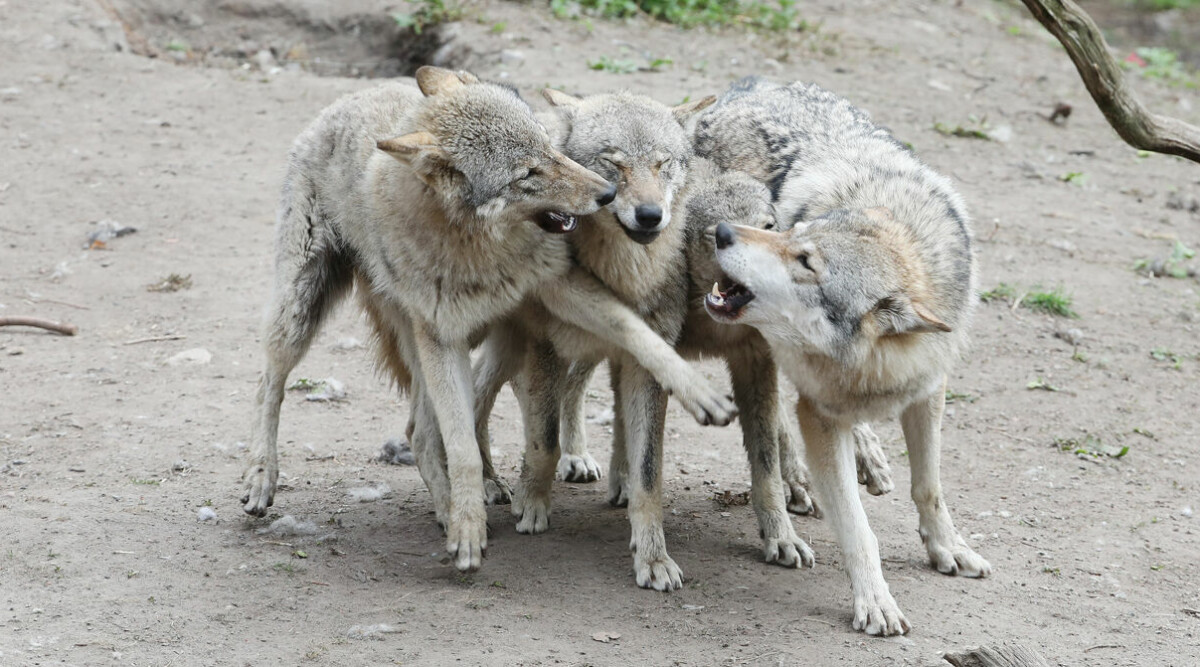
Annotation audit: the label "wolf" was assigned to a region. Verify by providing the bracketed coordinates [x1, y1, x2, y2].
[467, 89, 726, 590]
[698, 77, 991, 635]
[549, 158, 897, 573]
[243, 67, 736, 574]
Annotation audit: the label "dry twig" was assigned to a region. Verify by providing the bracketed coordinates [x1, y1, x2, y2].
[0, 316, 78, 336]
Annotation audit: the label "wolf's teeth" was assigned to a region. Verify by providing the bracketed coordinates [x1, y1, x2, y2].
[711, 282, 721, 298]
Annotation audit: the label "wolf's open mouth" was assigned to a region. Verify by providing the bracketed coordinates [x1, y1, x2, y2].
[705, 277, 755, 319]
[536, 210, 579, 233]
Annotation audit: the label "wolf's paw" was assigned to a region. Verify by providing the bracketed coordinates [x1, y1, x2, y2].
[557, 452, 602, 483]
[673, 378, 738, 427]
[782, 474, 818, 516]
[853, 424, 894, 496]
[483, 477, 512, 505]
[607, 475, 629, 508]
[763, 534, 815, 569]
[512, 488, 551, 534]
[446, 513, 487, 572]
[240, 461, 278, 517]
[852, 588, 910, 636]
[633, 553, 683, 591]
[926, 537, 992, 578]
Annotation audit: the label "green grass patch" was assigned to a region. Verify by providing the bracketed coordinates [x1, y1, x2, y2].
[980, 283, 1077, 318]
[1023, 287, 1078, 318]
[552, 0, 811, 31]
[393, 0, 463, 34]
[1053, 434, 1129, 459]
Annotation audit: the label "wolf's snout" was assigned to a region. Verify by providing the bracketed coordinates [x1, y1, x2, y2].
[596, 183, 617, 207]
[634, 204, 663, 229]
[715, 222, 735, 249]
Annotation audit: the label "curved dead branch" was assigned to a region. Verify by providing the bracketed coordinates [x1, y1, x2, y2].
[0, 317, 78, 336]
[1019, 0, 1200, 163]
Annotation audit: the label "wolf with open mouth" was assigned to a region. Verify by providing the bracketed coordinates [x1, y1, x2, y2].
[696, 77, 992, 636]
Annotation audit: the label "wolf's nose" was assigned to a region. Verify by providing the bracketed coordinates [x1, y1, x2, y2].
[634, 204, 663, 229]
[715, 222, 735, 249]
[596, 184, 617, 207]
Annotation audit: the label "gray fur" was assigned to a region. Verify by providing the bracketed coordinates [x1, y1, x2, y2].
[243, 67, 616, 574]
[700, 77, 989, 636]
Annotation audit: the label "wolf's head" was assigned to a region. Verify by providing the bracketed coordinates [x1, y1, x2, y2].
[542, 89, 715, 245]
[377, 67, 615, 233]
[685, 164, 776, 290]
[706, 207, 959, 367]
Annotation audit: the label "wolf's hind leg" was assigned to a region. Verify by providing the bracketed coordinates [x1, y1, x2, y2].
[473, 323, 525, 505]
[777, 409, 817, 516]
[728, 348, 813, 569]
[558, 360, 603, 483]
[854, 423, 894, 496]
[243, 214, 354, 516]
[902, 380, 991, 578]
[511, 342, 566, 534]
[606, 361, 629, 508]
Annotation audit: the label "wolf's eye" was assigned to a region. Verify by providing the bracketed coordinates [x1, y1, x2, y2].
[657, 157, 673, 169]
[796, 253, 813, 271]
[517, 168, 537, 182]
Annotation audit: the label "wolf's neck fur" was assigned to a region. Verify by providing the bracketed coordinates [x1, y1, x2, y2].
[570, 205, 688, 311]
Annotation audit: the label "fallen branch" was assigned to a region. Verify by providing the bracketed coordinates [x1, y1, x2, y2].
[944, 645, 1050, 667]
[0, 316, 78, 336]
[123, 334, 186, 345]
[1018, 0, 1200, 163]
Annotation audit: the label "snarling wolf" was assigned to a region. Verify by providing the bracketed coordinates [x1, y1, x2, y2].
[247, 67, 736, 573]
[468, 89, 725, 591]
[698, 77, 991, 635]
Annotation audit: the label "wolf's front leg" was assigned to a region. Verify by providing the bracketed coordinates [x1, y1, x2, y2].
[413, 323, 487, 572]
[557, 360, 603, 483]
[796, 395, 909, 636]
[728, 349, 813, 568]
[902, 380, 991, 578]
[511, 342, 566, 534]
[853, 423, 894, 496]
[618, 362, 682, 591]
[537, 269, 737, 427]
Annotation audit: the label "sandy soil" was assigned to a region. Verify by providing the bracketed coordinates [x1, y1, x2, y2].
[2, 0, 1199, 665]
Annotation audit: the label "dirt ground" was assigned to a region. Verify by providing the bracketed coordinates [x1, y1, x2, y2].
[2, 0, 1199, 665]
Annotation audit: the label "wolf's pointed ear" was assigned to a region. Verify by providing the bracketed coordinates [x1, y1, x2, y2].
[377, 132, 440, 160]
[671, 95, 716, 125]
[415, 66, 478, 97]
[377, 132, 454, 186]
[542, 88, 582, 110]
[874, 294, 952, 336]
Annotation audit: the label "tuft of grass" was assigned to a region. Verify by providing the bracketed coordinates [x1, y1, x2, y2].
[393, 0, 463, 34]
[1150, 347, 1186, 370]
[165, 39, 189, 53]
[1134, 240, 1196, 279]
[552, 0, 811, 31]
[1023, 287, 1078, 318]
[1129, 0, 1200, 9]
[490, 21, 506, 33]
[1053, 434, 1129, 459]
[979, 283, 1018, 303]
[130, 478, 161, 486]
[588, 55, 639, 74]
[146, 273, 193, 293]
[1059, 171, 1087, 185]
[1123, 46, 1198, 88]
[1026, 377, 1060, 392]
[587, 54, 672, 73]
[944, 390, 977, 404]
[933, 120, 990, 140]
[981, 283, 1077, 318]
